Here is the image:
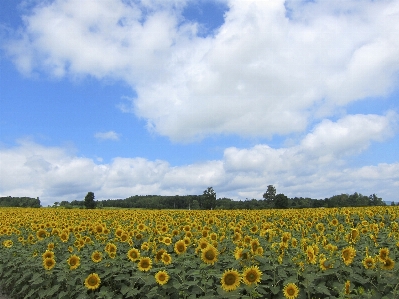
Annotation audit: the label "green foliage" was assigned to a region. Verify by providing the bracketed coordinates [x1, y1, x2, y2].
[0, 196, 41, 208]
[84, 192, 96, 209]
[202, 187, 216, 210]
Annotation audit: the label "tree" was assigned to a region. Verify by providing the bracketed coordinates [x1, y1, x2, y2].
[202, 187, 216, 210]
[84, 192, 96, 209]
[274, 193, 289, 209]
[191, 200, 200, 210]
[263, 185, 276, 207]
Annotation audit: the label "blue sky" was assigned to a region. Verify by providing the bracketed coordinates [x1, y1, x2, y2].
[1, 0, 398, 206]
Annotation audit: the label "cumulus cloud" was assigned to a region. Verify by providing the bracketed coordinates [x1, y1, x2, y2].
[1, 112, 397, 206]
[4, 0, 399, 141]
[94, 131, 121, 141]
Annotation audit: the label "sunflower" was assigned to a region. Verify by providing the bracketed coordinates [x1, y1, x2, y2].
[198, 238, 209, 250]
[341, 246, 356, 266]
[234, 247, 250, 260]
[250, 238, 260, 254]
[201, 244, 218, 265]
[242, 266, 262, 285]
[138, 257, 152, 272]
[105, 242, 117, 254]
[68, 255, 80, 270]
[42, 250, 55, 260]
[91, 251, 102, 263]
[344, 280, 351, 295]
[155, 270, 170, 285]
[256, 246, 264, 256]
[163, 237, 172, 245]
[95, 224, 104, 234]
[378, 247, 389, 262]
[2, 240, 13, 248]
[183, 236, 191, 245]
[84, 273, 101, 290]
[47, 243, 55, 250]
[36, 229, 47, 240]
[381, 257, 395, 270]
[220, 269, 241, 291]
[233, 232, 242, 242]
[43, 257, 56, 270]
[141, 242, 150, 251]
[161, 252, 172, 265]
[319, 257, 333, 271]
[306, 246, 317, 264]
[362, 256, 376, 269]
[283, 283, 299, 299]
[59, 232, 69, 242]
[243, 235, 251, 244]
[210, 232, 218, 241]
[350, 228, 359, 242]
[174, 240, 187, 255]
[330, 218, 339, 226]
[315, 223, 325, 233]
[155, 249, 166, 262]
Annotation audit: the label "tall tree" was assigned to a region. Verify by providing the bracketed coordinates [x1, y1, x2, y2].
[202, 187, 216, 210]
[84, 192, 96, 209]
[263, 185, 276, 207]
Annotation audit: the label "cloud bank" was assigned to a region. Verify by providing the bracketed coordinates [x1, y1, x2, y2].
[1, 112, 397, 206]
[5, 0, 399, 141]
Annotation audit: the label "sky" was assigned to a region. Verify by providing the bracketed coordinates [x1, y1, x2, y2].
[0, 0, 398, 207]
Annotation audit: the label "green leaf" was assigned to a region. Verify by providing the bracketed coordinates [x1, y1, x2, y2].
[270, 285, 280, 295]
[189, 285, 203, 295]
[127, 287, 140, 296]
[114, 273, 130, 281]
[277, 267, 287, 278]
[256, 286, 269, 295]
[120, 284, 131, 295]
[315, 283, 331, 295]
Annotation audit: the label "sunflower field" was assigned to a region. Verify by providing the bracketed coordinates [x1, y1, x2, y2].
[1, 206, 398, 299]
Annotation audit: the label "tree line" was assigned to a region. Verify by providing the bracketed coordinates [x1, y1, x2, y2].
[55, 186, 392, 210]
[0, 196, 41, 208]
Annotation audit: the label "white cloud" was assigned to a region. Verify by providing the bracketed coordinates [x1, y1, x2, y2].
[4, 0, 399, 141]
[94, 131, 121, 141]
[1, 113, 397, 206]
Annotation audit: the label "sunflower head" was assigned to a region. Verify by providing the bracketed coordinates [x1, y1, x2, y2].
[138, 257, 152, 272]
[378, 248, 389, 262]
[201, 244, 218, 265]
[381, 257, 395, 270]
[161, 252, 172, 265]
[42, 250, 54, 260]
[84, 273, 101, 290]
[155, 270, 170, 285]
[91, 251, 102, 263]
[362, 256, 376, 269]
[242, 266, 262, 285]
[163, 237, 172, 245]
[68, 255, 80, 270]
[306, 246, 317, 264]
[43, 257, 56, 270]
[283, 283, 299, 299]
[341, 246, 356, 266]
[319, 258, 333, 271]
[155, 249, 166, 262]
[174, 240, 187, 255]
[221, 269, 241, 292]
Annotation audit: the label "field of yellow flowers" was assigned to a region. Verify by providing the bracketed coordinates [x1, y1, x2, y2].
[1, 206, 398, 299]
